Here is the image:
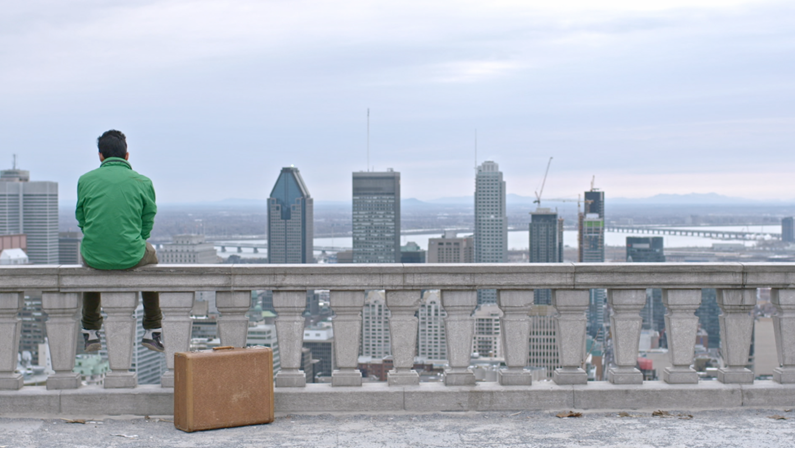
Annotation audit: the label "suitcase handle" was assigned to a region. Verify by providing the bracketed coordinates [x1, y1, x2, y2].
[212, 346, 236, 351]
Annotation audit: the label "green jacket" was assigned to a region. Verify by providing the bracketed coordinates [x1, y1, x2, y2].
[76, 157, 157, 270]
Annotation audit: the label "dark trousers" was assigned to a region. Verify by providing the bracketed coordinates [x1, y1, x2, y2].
[82, 242, 162, 331]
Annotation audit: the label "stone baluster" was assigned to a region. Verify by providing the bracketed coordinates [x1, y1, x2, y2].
[216, 291, 251, 348]
[330, 290, 366, 387]
[42, 292, 81, 390]
[160, 292, 195, 388]
[662, 289, 701, 384]
[102, 292, 139, 389]
[717, 288, 755, 384]
[497, 289, 533, 385]
[274, 290, 307, 388]
[441, 290, 477, 386]
[607, 289, 646, 384]
[386, 290, 421, 386]
[772, 288, 795, 384]
[553, 289, 589, 385]
[0, 293, 23, 390]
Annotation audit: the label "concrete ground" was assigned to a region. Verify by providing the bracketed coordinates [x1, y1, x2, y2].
[2, 409, 794, 448]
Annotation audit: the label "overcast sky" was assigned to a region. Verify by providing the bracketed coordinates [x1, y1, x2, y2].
[1, 0, 793, 204]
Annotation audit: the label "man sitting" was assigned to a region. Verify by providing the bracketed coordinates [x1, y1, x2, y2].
[76, 129, 164, 353]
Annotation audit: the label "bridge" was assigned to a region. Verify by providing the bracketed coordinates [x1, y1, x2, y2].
[208, 242, 349, 253]
[605, 226, 781, 241]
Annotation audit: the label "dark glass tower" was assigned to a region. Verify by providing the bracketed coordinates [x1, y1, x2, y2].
[352, 170, 400, 263]
[529, 209, 564, 305]
[267, 167, 313, 264]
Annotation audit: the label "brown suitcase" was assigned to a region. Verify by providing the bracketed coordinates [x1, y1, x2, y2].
[174, 346, 275, 432]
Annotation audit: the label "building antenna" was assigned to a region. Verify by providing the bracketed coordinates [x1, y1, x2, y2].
[12, 154, 16, 170]
[367, 108, 370, 172]
[474, 129, 477, 173]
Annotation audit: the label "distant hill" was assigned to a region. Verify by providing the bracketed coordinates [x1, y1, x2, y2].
[610, 193, 761, 205]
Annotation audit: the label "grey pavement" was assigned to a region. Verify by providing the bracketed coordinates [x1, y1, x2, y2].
[2, 409, 795, 448]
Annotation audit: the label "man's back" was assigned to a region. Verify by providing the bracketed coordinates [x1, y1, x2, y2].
[76, 157, 157, 270]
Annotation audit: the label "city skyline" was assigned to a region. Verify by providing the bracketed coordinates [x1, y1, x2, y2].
[3, 1, 795, 204]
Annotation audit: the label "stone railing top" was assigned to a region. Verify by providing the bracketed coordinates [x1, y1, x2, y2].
[1, 262, 793, 292]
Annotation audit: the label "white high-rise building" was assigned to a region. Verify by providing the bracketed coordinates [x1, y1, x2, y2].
[474, 161, 506, 304]
[528, 305, 561, 379]
[416, 290, 446, 362]
[360, 290, 391, 358]
[472, 303, 503, 358]
[0, 167, 58, 264]
[157, 234, 220, 264]
[247, 322, 281, 375]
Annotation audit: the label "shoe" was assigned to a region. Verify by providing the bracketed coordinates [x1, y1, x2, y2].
[82, 329, 101, 352]
[142, 329, 165, 352]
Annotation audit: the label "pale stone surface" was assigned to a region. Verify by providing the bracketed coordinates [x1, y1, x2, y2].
[717, 289, 755, 384]
[0, 293, 24, 390]
[386, 290, 421, 386]
[608, 290, 646, 385]
[275, 383, 404, 412]
[41, 292, 82, 390]
[497, 290, 533, 386]
[662, 289, 701, 384]
[771, 289, 795, 384]
[159, 292, 194, 388]
[274, 290, 308, 388]
[441, 290, 477, 386]
[216, 291, 251, 348]
[553, 290, 589, 385]
[403, 382, 574, 411]
[330, 290, 365, 387]
[59, 385, 174, 416]
[101, 292, 139, 389]
[573, 380, 743, 410]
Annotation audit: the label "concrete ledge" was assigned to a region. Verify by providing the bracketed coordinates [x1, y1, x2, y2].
[1, 381, 793, 417]
[573, 380, 744, 410]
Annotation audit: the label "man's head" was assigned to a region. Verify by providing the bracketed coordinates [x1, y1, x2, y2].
[97, 130, 128, 161]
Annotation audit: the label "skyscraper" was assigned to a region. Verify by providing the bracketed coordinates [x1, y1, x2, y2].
[0, 166, 58, 264]
[428, 231, 474, 263]
[58, 232, 82, 265]
[626, 237, 666, 345]
[416, 290, 446, 362]
[268, 167, 313, 264]
[578, 189, 607, 345]
[783, 217, 795, 243]
[352, 170, 400, 263]
[360, 290, 391, 358]
[474, 161, 507, 304]
[529, 209, 564, 305]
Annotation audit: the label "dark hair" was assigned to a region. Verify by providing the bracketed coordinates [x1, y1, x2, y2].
[97, 130, 128, 159]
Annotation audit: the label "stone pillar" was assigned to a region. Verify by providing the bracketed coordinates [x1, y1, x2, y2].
[102, 292, 139, 389]
[0, 293, 23, 390]
[330, 290, 365, 387]
[160, 292, 194, 388]
[662, 289, 701, 384]
[496, 289, 533, 386]
[216, 291, 251, 348]
[386, 290, 421, 386]
[553, 289, 589, 385]
[441, 290, 477, 386]
[274, 290, 307, 388]
[717, 289, 755, 384]
[772, 289, 795, 383]
[607, 289, 645, 384]
[42, 292, 81, 390]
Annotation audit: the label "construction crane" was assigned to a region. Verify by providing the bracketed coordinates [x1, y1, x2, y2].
[533, 157, 553, 207]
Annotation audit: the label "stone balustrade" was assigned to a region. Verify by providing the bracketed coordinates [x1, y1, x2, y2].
[1, 263, 794, 416]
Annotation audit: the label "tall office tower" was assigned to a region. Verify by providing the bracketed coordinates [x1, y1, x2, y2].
[360, 290, 391, 358]
[783, 217, 795, 243]
[0, 167, 58, 264]
[626, 236, 665, 262]
[529, 209, 564, 305]
[472, 303, 503, 358]
[352, 170, 400, 263]
[695, 288, 720, 350]
[247, 322, 281, 375]
[157, 234, 220, 264]
[268, 167, 313, 264]
[578, 190, 607, 344]
[528, 305, 561, 379]
[626, 237, 666, 344]
[58, 232, 82, 265]
[303, 324, 335, 381]
[416, 290, 446, 362]
[428, 231, 474, 263]
[19, 294, 46, 365]
[474, 161, 507, 304]
[131, 302, 166, 384]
